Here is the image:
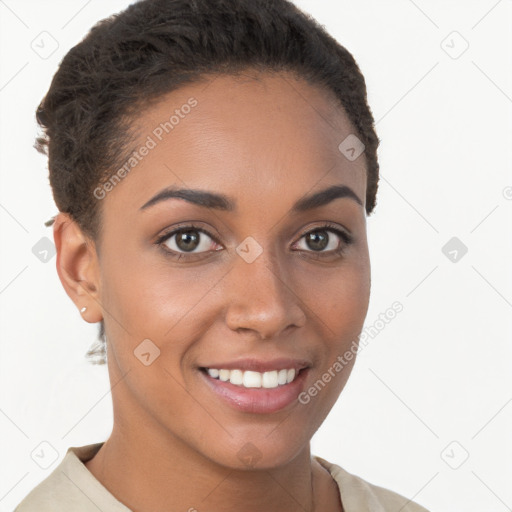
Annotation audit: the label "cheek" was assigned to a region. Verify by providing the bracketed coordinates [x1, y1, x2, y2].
[298, 251, 370, 387]
[98, 248, 206, 422]
[332, 273, 370, 337]
[99, 243, 205, 336]
[298, 254, 370, 335]
[294, 261, 370, 417]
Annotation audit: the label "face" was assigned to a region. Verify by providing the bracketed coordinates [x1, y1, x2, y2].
[91, 70, 370, 469]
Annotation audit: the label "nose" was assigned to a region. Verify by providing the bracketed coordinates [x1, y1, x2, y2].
[224, 245, 307, 340]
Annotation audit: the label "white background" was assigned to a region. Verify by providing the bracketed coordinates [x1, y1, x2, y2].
[1, 1, 511, 511]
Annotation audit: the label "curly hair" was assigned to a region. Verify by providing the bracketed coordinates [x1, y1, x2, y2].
[37, 0, 380, 365]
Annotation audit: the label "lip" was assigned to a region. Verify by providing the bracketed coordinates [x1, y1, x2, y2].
[198, 357, 311, 373]
[198, 366, 310, 414]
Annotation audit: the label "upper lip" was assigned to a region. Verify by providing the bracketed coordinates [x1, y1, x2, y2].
[199, 357, 311, 373]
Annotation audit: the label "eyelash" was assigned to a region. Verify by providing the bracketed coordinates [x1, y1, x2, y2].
[155, 222, 354, 261]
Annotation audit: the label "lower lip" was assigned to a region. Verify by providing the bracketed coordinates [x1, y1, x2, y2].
[199, 368, 310, 414]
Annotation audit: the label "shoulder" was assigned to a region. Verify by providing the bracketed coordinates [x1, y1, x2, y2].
[13, 443, 128, 512]
[14, 462, 81, 512]
[314, 455, 430, 512]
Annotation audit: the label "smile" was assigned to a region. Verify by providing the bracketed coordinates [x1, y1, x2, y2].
[199, 366, 310, 414]
[203, 368, 299, 388]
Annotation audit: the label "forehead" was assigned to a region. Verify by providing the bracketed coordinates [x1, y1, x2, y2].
[104, 70, 367, 215]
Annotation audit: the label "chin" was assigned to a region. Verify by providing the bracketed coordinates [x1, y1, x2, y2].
[197, 429, 312, 472]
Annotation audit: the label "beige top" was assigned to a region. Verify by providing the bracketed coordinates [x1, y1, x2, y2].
[14, 443, 429, 511]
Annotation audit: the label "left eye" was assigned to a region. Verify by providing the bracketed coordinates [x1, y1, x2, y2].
[294, 227, 349, 253]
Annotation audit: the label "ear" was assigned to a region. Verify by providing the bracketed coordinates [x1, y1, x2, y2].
[53, 212, 103, 324]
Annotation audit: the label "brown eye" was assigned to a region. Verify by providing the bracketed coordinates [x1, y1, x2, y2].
[292, 223, 354, 260]
[295, 227, 348, 253]
[159, 227, 220, 256]
[174, 230, 201, 252]
[303, 230, 329, 251]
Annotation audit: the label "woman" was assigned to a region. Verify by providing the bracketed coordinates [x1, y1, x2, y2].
[15, 0, 429, 510]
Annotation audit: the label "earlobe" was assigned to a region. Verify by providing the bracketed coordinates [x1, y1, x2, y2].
[52, 213, 103, 323]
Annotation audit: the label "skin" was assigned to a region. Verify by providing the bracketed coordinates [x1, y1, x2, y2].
[54, 69, 371, 512]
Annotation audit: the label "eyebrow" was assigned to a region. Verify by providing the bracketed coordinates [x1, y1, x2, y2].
[139, 184, 363, 212]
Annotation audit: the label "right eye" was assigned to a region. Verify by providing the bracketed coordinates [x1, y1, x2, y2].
[156, 225, 223, 260]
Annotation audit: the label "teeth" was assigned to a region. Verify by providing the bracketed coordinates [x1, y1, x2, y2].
[206, 367, 300, 388]
[229, 369, 243, 386]
[218, 369, 230, 382]
[243, 370, 261, 388]
[262, 370, 278, 388]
